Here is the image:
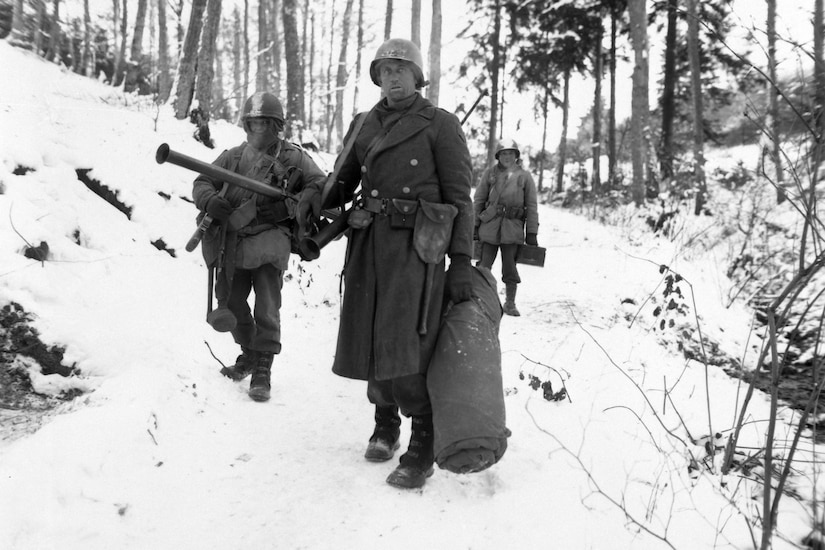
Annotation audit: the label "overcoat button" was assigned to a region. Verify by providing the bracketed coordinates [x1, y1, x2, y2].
[402, 187, 411, 193]
[410, 159, 418, 166]
[361, 166, 367, 173]
[370, 189, 379, 197]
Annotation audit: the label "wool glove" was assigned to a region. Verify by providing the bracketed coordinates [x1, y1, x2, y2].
[295, 187, 321, 238]
[526, 233, 538, 246]
[206, 195, 233, 222]
[446, 254, 473, 304]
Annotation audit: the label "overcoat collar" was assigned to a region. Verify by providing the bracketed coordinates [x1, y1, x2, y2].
[366, 94, 436, 160]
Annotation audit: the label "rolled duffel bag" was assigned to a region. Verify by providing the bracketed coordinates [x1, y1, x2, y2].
[427, 266, 511, 474]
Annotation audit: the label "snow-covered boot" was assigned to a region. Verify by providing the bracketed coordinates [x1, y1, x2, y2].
[247, 353, 273, 402]
[365, 405, 402, 462]
[220, 347, 258, 381]
[386, 414, 434, 489]
[503, 284, 521, 317]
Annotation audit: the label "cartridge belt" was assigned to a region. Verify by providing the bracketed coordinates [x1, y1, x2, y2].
[360, 196, 418, 216]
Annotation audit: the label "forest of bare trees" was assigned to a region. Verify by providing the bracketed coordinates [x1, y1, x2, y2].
[1, 0, 822, 206]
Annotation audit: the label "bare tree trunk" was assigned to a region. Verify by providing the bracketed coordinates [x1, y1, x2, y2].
[411, 0, 421, 47]
[592, 18, 603, 194]
[686, 0, 706, 214]
[608, 4, 617, 189]
[555, 68, 570, 194]
[659, 0, 677, 181]
[10, 0, 28, 48]
[325, 0, 337, 150]
[131, 0, 148, 60]
[195, 0, 221, 116]
[351, 0, 365, 117]
[257, 0, 269, 91]
[335, 0, 355, 145]
[538, 60, 549, 194]
[114, 0, 129, 85]
[308, 4, 316, 128]
[157, 0, 172, 101]
[486, 0, 501, 168]
[766, 0, 784, 203]
[35, 0, 46, 55]
[231, 6, 242, 113]
[384, 0, 392, 40]
[283, 0, 304, 132]
[427, 0, 441, 106]
[173, 0, 206, 119]
[270, 0, 282, 97]
[628, 0, 649, 206]
[239, 0, 248, 105]
[45, 0, 60, 62]
[813, 0, 824, 189]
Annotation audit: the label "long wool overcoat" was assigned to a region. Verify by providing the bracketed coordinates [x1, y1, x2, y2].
[473, 163, 539, 245]
[324, 94, 474, 381]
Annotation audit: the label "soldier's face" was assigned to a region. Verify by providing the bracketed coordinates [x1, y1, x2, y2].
[245, 117, 279, 150]
[377, 60, 417, 105]
[498, 150, 517, 168]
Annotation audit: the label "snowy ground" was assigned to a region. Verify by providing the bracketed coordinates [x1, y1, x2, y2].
[0, 41, 820, 549]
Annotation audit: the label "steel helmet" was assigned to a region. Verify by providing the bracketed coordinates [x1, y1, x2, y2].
[241, 92, 285, 123]
[495, 138, 520, 159]
[369, 38, 427, 88]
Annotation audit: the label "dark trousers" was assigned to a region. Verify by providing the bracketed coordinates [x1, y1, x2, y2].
[478, 242, 521, 285]
[367, 364, 431, 418]
[216, 263, 283, 354]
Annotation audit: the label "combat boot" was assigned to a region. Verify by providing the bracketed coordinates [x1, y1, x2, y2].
[248, 353, 274, 402]
[386, 414, 434, 489]
[365, 405, 401, 462]
[503, 283, 521, 317]
[220, 347, 258, 381]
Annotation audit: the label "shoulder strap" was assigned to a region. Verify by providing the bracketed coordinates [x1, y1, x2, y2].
[321, 112, 368, 205]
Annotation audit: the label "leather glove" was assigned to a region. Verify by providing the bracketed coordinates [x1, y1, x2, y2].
[295, 187, 321, 238]
[526, 233, 538, 246]
[206, 195, 233, 222]
[446, 254, 473, 304]
[473, 226, 480, 241]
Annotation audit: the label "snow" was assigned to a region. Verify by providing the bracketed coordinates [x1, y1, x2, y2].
[0, 40, 820, 549]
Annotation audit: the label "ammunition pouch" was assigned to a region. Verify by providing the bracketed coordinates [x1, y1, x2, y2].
[480, 203, 525, 222]
[414, 200, 457, 264]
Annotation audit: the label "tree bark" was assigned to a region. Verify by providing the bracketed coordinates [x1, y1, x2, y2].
[195, 0, 221, 117]
[555, 68, 570, 193]
[173, 0, 206, 119]
[157, 0, 172, 102]
[335, 0, 355, 145]
[686, 0, 706, 214]
[352, 0, 365, 116]
[427, 0, 441, 106]
[813, 0, 824, 193]
[114, 0, 129, 85]
[411, 0, 421, 47]
[131, 0, 148, 60]
[766, 0, 784, 203]
[592, 18, 603, 194]
[242, 0, 249, 105]
[46, 0, 60, 62]
[628, 0, 649, 206]
[232, 6, 243, 114]
[608, 3, 617, 189]
[256, 0, 269, 91]
[384, 0, 393, 40]
[283, 0, 305, 131]
[659, 0, 677, 180]
[487, 0, 501, 168]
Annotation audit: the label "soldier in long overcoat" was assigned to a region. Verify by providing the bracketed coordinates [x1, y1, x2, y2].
[317, 38, 474, 489]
